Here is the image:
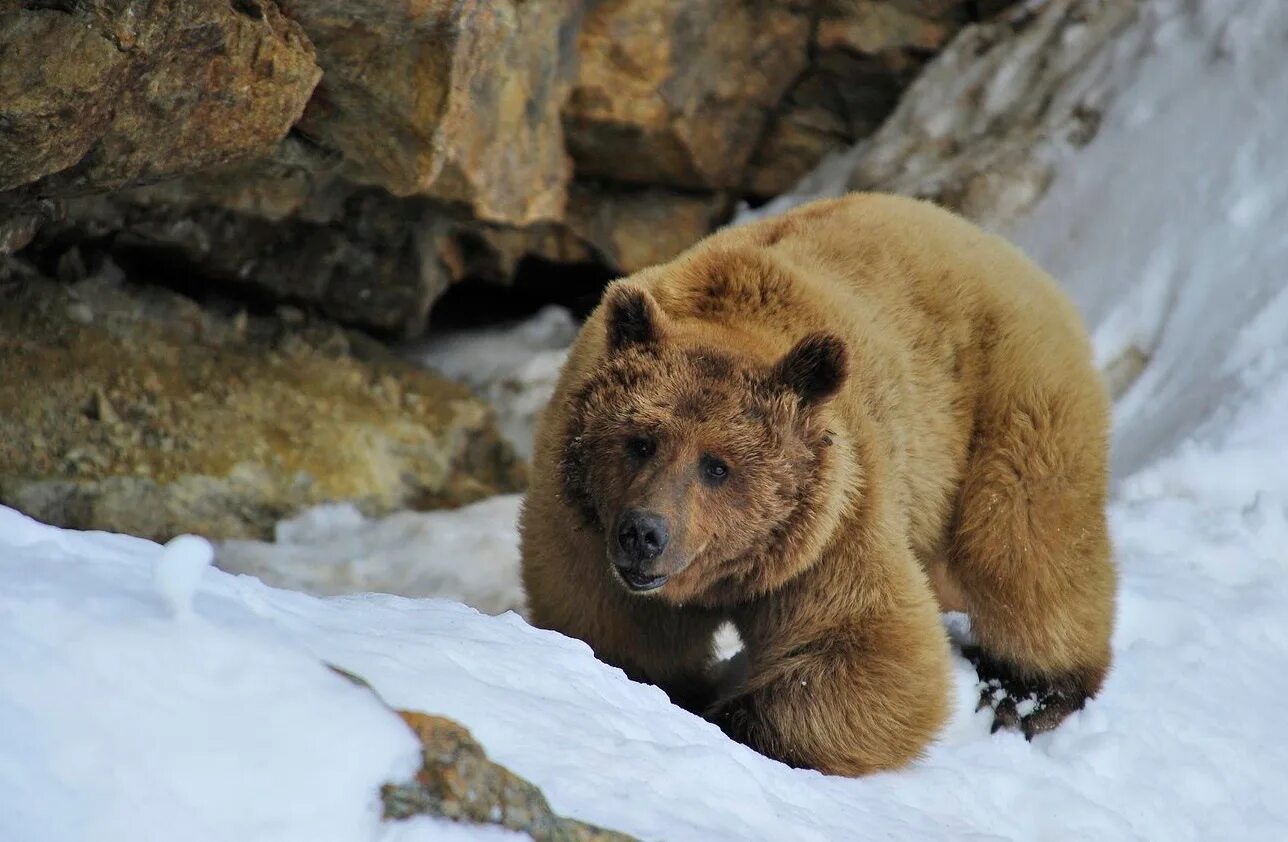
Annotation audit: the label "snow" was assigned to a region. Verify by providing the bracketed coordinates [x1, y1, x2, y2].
[153, 534, 214, 619]
[217, 496, 527, 615]
[407, 305, 578, 460]
[4, 1, 1288, 841]
[381, 818, 528, 842]
[1011, 0, 1288, 484]
[0, 508, 422, 842]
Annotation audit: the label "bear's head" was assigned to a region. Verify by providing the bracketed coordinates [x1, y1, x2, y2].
[561, 283, 854, 607]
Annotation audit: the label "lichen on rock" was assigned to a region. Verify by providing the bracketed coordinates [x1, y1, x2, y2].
[0, 260, 522, 541]
[385, 711, 635, 842]
[563, 0, 812, 191]
[0, 0, 321, 205]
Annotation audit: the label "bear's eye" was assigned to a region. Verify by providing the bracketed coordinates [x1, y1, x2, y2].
[625, 435, 656, 460]
[699, 454, 730, 486]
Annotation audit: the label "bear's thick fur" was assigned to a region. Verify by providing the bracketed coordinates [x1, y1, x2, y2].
[520, 193, 1117, 776]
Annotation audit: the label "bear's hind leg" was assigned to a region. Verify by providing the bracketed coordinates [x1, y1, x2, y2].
[949, 384, 1117, 738]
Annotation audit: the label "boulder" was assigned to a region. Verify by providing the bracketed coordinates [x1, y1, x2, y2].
[0, 260, 522, 541]
[1, 0, 586, 229]
[414, 182, 729, 305]
[405, 181, 732, 288]
[43, 180, 460, 337]
[4, 0, 601, 335]
[564, 0, 811, 190]
[744, 0, 963, 197]
[385, 711, 634, 842]
[34, 133, 603, 338]
[282, 0, 587, 225]
[0, 0, 320, 205]
[567, 183, 731, 274]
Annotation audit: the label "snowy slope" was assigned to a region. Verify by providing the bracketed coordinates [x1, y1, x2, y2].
[1011, 0, 1288, 485]
[0, 515, 423, 842]
[4, 0, 1288, 840]
[5, 425, 1287, 842]
[217, 496, 528, 615]
[14, 477, 1287, 842]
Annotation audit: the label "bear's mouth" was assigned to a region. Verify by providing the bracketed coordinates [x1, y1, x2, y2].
[616, 567, 669, 593]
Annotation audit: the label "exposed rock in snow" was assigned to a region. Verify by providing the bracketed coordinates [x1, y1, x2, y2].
[386, 711, 634, 841]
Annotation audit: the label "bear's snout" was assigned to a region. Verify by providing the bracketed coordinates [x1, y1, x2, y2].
[617, 509, 670, 561]
[614, 510, 671, 592]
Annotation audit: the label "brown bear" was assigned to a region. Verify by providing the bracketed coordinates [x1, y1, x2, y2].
[519, 192, 1117, 776]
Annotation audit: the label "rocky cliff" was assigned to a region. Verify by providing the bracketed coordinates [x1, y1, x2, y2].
[2, 0, 1018, 334]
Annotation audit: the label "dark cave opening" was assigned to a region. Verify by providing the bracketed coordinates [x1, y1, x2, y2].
[428, 254, 617, 332]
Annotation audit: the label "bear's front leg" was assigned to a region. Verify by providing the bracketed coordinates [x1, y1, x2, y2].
[712, 553, 953, 775]
[522, 496, 727, 715]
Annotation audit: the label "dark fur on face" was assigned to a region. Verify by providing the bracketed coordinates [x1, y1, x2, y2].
[560, 286, 850, 607]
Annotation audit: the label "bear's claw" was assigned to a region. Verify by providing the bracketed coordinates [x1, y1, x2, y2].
[963, 645, 1093, 740]
[707, 694, 756, 743]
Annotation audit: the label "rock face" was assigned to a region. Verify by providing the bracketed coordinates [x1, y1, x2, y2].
[842, 0, 1142, 229]
[281, 0, 585, 226]
[0, 0, 1030, 338]
[745, 0, 964, 197]
[1, 0, 582, 227]
[1, 0, 593, 336]
[567, 184, 732, 275]
[0, 261, 522, 541]
[385, 711, 634, 842]
[0, 0, 320, 205]
[564, 0, 812, 191]
[742, 0, 1141, 233]
[44, 179, 462, 337]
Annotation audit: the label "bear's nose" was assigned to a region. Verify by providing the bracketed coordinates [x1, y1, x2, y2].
[616, 510, 670, 563]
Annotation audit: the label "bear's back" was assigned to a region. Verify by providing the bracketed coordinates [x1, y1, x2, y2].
[646, 193, 1084, 351]
[594, 193, 1098, 561]
[541, 193, 1099, 560]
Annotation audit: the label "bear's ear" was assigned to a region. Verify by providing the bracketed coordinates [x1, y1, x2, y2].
[603, 283, 666, 351]
[775, 332, 848, 406]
